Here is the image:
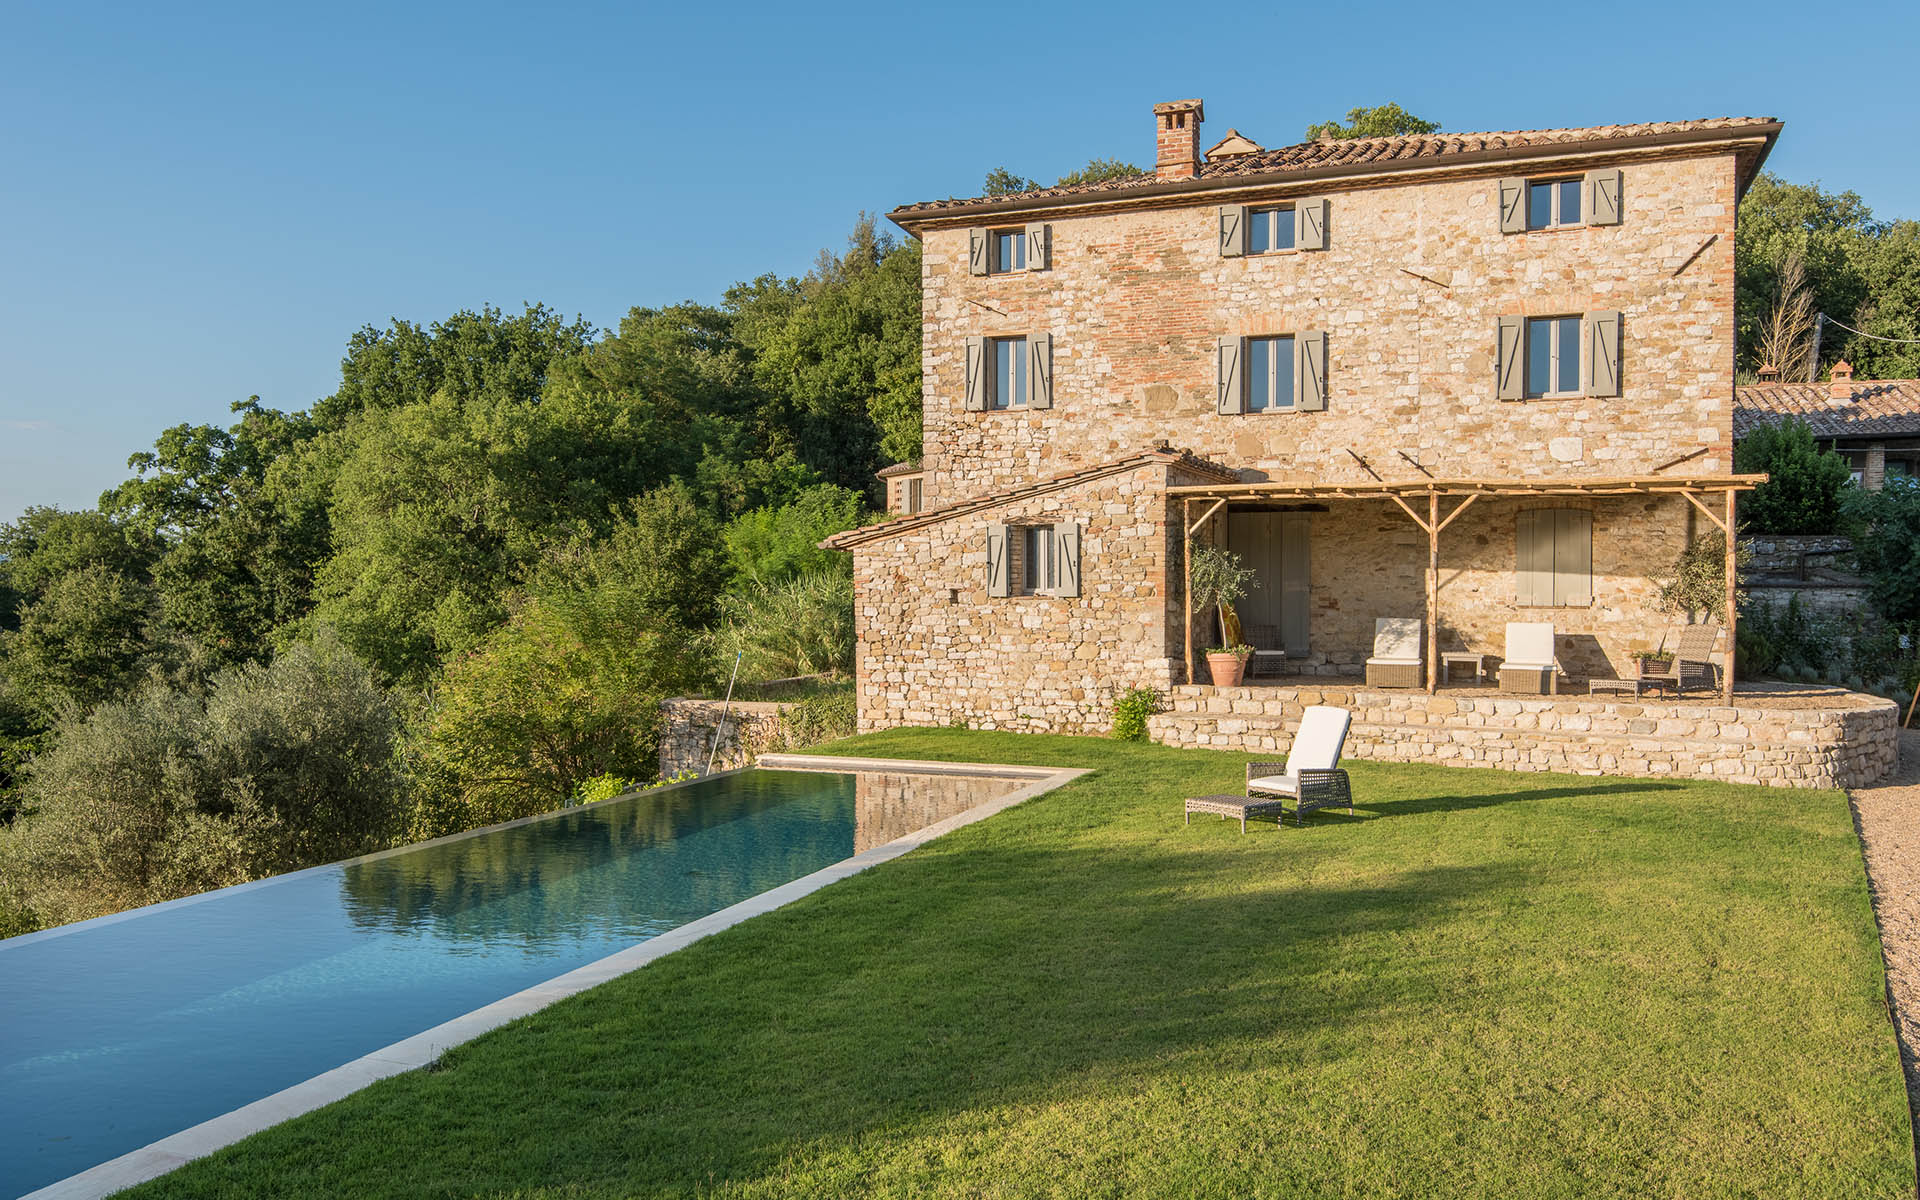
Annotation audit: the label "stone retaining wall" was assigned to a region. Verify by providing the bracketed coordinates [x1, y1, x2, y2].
[658, 699, 794, 776]
[1146, 684, 1898, 789]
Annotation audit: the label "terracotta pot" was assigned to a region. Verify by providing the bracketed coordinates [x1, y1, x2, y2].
[1206, 652, 1248, 688]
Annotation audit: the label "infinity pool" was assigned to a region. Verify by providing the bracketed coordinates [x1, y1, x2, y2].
[0, 766, 1025, 1196]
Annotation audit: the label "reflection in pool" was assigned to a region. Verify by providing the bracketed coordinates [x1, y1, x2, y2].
[0, 767, 1024, 1196]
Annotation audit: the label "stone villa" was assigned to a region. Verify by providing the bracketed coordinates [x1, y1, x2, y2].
[816, 102, 1901, 787]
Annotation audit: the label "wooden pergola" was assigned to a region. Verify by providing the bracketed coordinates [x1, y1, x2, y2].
[1170, 474, 1766, 703]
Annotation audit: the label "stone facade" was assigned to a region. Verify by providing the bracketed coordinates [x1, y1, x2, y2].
[913, 152, 1739, 505]
[834, 108, 1804, 749]
[853, 458, 1216, 734]
[1147, 684, 1898, 789]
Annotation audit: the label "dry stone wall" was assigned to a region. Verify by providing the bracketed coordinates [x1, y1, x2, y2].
[658, 699, 793, 776]
[1147, 684, 1897, 789]
[915, 151, 1739, 505]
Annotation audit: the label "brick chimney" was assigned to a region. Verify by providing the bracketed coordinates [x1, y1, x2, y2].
[1756, 361, 1780, 383]
[1154, 99, 1204, 181]
[1829, 360, 1855, 398]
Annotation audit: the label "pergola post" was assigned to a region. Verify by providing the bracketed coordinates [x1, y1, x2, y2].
[1426, 488, 1440, 694]
[1181, 497, 1193, 686]
[1723, 486, 1737, 703]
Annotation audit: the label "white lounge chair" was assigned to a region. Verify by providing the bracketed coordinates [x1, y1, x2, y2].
[1246, 704, 1354, 825]
[1364, 617, 1424, 689]
[1498, 622, 1561, 694]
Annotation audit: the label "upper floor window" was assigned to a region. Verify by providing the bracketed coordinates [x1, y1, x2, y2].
[990, 336, 1028, 409]
[1527, 178, 1582, 229]
[1246, 335, 1296, 411]
[1526, 316, 1581, 397]
[1502, 170, 1623, 233]
[1246, 205, 1296, 254]
[990, 229, 1026, 273]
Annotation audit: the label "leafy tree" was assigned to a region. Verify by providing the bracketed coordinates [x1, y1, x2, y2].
[1656, 532, 1749, 624]
[982, 167, 1040, 196]
[1054, 158, 1144, 188]
[406, 578, 710, 838]
[313, 304, 596, 429]
[1304, 104, 1439, 141]
[1843, 479, 1920, 622]
[1, 629, 402, 927]
[726, 216, 922, 480]
[1734, 417, 1852, 534]
[536, 482, 731, 635]
[1734, 174, 1920, 378]
[721, 484, 864, 587]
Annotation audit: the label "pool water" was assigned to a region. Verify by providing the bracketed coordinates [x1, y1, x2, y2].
[0, 767, 1020, 1196]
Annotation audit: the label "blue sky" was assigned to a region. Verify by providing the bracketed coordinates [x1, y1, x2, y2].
[3, 0, 1916, 524]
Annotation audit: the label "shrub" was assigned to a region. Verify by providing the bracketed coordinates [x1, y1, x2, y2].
[3, 628, 403, 928]
[1735, 417, 1852, 534]
[720, 484, 864, 587]
[571, 774, 640, 806]
[715, 570, 854, 682]
[1110, 687, 1161, 742]
[1843, 477, 1920, 622]
[779, 687, 857, 749]
[1656, 532, 1750, 624]
[408, 580, 710, 839]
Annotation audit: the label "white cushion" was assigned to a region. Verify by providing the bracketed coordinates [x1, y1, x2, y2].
[1372, 617, 1423, 661]
[1505, 622, 1556, 668]
[1248, 775, 1298, 795]
[1366, 655, 1421, 666]
[1286, 705, 1351, 772]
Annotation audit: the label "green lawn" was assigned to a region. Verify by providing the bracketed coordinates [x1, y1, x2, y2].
[126, 731, 1913, 1199]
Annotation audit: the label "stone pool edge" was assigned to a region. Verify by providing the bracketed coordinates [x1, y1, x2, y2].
[21, 756, 1086, 1200]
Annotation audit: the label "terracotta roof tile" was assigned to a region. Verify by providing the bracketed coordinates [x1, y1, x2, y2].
[875, 459, 924, 478]
[892, 117, 1780, 221]
[824, 446, 1237, 550]
[1734, 381, 1920, 440]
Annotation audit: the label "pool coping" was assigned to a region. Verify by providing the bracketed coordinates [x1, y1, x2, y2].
[18, 755, 1088, 1200]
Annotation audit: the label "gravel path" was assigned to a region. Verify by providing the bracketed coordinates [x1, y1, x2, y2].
[1850, 727, 1920, 1142]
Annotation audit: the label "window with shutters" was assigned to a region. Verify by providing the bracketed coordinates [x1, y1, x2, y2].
[906, 477, 923, 514]
[1246, 335, 1296, 411]
[990, 336, 1028, 409]
[1525, 316, 1581, 398]
[989, 229, 1026, 274]
[1515, 509, 1593, 608]
[1247, 205, 1296, 254]
[1527, 178, 1582, 229]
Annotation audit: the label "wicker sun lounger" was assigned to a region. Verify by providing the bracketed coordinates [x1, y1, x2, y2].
[1246, 704, 1354, 825]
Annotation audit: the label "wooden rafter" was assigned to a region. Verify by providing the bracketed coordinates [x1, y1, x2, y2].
[1679, 488, 1729, 534]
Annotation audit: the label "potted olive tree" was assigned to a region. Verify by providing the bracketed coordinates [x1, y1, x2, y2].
[1189, 543, 1257, 687]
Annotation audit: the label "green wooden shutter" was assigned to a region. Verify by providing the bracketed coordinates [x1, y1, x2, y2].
[1515, 510, 1548, 607]
[967, 228, 989, 275]
[1216, 336, 1244, 414]
[964, 336, 987, 411]
[1053, 521, 1081, 597]
[1025, 222, 1051, 271]
[1499, 179, 1527, 233]
[1218, 205, 1246, 257]
[1554, 509, 1592, 606]
[1295, 330, 1327, 411]
[1028, 333, 1053, 410]
[986, 523, 1011, 597]
[1496, 315, 1525, 401]
[1279, 513, 1311, 657]
[1296, 197, 1329, 250]
[1584, 311, 1621, 398]
[1585, 169, 1622, 226]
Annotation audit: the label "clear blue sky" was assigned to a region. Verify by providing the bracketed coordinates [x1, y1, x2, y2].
[3, 0, 1916, 524]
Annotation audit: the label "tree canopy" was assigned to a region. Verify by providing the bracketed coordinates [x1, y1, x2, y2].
[1303, 104, 1440, 141]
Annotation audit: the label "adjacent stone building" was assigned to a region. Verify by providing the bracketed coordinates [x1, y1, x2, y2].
[826, 101, 1783, 735]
